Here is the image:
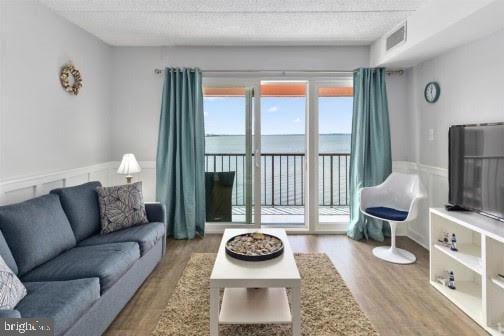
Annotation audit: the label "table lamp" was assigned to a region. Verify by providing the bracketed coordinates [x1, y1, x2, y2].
[117, 153, 141, 183]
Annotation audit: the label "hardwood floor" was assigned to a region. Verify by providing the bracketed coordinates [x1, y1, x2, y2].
[105, 235, 487, 336]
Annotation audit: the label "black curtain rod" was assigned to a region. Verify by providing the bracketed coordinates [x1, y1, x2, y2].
[153, 68, 404, 75]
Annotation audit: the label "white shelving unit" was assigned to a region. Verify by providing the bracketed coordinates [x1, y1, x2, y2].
[430, 208, 504, 335]
[433, 243, 482, 274]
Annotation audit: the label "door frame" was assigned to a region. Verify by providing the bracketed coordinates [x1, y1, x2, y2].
[309, 78, 353, 233]
[203, 76, 353, 234]
[258, 79, 310, 231]
[203, 77, 261, 230]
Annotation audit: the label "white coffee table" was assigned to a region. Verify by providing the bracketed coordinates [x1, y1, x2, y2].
[210, 229, 301, 336]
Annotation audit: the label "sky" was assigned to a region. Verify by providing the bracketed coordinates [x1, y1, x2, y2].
[204, 96, 353, 135]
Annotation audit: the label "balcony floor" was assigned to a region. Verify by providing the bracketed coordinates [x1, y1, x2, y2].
[232, 206, 349, 224]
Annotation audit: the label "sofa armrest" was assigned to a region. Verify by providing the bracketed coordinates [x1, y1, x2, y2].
[145, 202, 166, 224]
[0, 309, 21, 318]
[145, 202, 167, 256]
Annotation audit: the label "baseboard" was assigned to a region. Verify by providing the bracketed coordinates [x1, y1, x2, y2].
[206, 222, 349, 235]
[407, 228, 429, 249]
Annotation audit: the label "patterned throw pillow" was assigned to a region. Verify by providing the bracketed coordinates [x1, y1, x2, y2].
[0, 254, 27, 310]
[96, 182, 149, 234]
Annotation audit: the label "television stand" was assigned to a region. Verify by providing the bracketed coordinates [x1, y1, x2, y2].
[430, 208, 504, 335]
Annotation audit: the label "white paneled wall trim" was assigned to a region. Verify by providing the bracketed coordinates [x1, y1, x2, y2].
[0, 160, 446, 249]
[0, 163, 111, 205]
[394, 161, 449, 249]
[0, 161, 157, 206]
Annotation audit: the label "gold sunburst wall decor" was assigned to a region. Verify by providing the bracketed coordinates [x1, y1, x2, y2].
[59, 63, 82, 95]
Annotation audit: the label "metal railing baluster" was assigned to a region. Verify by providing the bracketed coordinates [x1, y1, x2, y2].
[204, 153, 350, 208]
[330, 155, 334, 208]
[322, 155, 325, 205]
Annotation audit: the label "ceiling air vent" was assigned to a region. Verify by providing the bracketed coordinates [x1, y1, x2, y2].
[386, 22, 407, 51]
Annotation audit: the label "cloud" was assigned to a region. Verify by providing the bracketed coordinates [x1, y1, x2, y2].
[267, 106, 279, 113]
[293, 117, 301, 123]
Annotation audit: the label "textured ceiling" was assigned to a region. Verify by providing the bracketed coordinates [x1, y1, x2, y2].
[40, 0, 430, 46]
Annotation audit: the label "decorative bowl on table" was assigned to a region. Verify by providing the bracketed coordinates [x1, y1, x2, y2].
[225, 232, 284, 261]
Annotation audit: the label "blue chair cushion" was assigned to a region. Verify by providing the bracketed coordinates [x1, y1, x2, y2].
[0, 230, 18, 275]
[50, 181, 102, 241]
[0, 194, 77, 275]
[366, 207, 409, 221]
[17, 278, 100, 336]
[78, 222, 165, 256]
[22, 242, 139, 293]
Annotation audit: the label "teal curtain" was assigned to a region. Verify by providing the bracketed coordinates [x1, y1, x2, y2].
[156, 68, 205, 239]
[347, 68, 392, 241]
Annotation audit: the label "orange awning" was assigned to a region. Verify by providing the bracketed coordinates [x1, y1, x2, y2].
[318, 87, 353, 97]
[261, 84, 306, 97]
[204, 85, 352, 97]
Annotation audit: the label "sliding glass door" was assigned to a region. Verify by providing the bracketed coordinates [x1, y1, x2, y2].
[203, 81, 257, 225]
[203, 77, 353, 232]
[311, 80, 353, 231]
[260, 81, 307, 227]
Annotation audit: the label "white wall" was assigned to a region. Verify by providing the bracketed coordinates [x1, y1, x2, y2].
[370, 0, 504, 67]
[110, 48, 164, 162]
[409, 27, 504, 169]
[0, 1, 112, 180]
[387, 73, 414, 162]
[403, 27, 504, 247]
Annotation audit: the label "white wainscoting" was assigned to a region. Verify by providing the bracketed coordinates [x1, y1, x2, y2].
[0, 161, 158, 206]
[393, 161, 449, 249]
[0, 163, 112, 205]
[0, 160, 447, 250]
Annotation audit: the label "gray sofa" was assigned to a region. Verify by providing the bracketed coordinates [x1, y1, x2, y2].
[0, 181, 166, 336]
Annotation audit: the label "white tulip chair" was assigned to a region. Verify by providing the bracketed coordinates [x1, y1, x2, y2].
[360, 172, 426, 264]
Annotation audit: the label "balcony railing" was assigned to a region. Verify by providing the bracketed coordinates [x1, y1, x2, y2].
[205, 153, 350, 207]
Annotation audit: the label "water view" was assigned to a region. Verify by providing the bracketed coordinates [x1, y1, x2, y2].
[205, 134, 351, 154]
[203, 90, 352, 223]
[205, 134, 351, 207]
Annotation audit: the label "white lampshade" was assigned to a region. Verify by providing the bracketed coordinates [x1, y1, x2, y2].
[117, 153, 141, 175]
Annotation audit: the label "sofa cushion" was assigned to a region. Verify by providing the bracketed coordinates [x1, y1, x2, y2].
[22, 242, 140, 293]
[0, 194, 77, 275]
[97, 182, 149, 234]
[50, 181, 102, 241]
[78, 222, 165, 256]
[0, 309, 21, 318]
[0, 254, 26, 310]
[17, 278, 100, 336]
[0, 230, 18, 275]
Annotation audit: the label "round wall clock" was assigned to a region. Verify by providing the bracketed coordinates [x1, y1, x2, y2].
[424, 81, 440, 103]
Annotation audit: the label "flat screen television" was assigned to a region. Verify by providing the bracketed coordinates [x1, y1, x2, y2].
[449, 123, 504, 221]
